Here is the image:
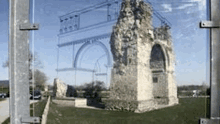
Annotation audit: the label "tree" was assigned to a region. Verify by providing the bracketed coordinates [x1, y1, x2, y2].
[33, 69, 48, 91]
[3, 51, 46, 90]
[2, 51, 43, 69]
[82, 81, 106, 98]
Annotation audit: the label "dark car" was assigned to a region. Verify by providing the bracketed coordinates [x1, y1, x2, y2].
[6, 91, 9, 97]
[30, 90, 41, 100]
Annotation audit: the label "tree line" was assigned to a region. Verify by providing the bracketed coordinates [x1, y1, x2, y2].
[2, 51, 48, 91]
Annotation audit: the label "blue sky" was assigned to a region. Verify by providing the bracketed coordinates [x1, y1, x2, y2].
[0, 0, 208, 87]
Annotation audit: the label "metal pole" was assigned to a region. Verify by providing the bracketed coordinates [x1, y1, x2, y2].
[200, 0, 220, 123]
[9, 0, 39, 123]
[209, 0, 220, 119]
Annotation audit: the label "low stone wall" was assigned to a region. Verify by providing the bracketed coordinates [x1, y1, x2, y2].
[53, 99, 75, 107]
[41, 96, 51, 124]
[75, 98, 87, 107]
[52, 98, 87, 107]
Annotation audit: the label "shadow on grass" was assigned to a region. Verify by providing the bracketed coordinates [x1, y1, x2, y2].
[87, 97, 105, 109]
[47, 98, 209, 124]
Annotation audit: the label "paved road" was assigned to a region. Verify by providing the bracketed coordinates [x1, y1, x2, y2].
[178, 96, 210, 98]
[0, 98, 39, 123]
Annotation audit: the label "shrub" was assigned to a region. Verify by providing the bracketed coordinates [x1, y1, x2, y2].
[66, 85, 77, 97]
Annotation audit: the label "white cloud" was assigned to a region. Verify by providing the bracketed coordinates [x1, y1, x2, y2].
[176, 3, 195, 10]
[161, 4, 172, 12]
[186, 0, 206, 18]
[190, 0, 206, 11]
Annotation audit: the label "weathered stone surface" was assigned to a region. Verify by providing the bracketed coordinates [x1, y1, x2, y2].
[53, 78, 77, 98]
[53, 78, 67, 98]
[53, 99, 75, 107]
[75, 98, 87, 107]
[110, 66, 137, 101]
[108, 0, 178, 112]
[52, 98, 87, 107]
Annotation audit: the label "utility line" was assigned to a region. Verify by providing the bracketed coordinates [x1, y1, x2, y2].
[31, 0, 35, 117]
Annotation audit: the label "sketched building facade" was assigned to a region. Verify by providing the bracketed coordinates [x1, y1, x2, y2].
[56, 0, 178, 112]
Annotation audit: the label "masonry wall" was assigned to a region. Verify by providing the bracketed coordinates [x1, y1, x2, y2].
[137, 41, 153, 101]
[152, 72, 168, 98]
[107, 0, 178, 112]
[110, 65, 137, 101]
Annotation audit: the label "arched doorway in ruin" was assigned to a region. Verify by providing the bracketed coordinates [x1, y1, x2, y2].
[150, 44, 168, 104]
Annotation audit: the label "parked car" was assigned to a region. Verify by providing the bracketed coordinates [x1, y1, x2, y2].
[30, 90, 41, 100]
[0, 93, 7, 98]
[6, 91, 9, 97]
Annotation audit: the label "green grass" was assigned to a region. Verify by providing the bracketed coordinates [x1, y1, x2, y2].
[47, 98, 209, 124]
[0, 88, 9, 94]
[0, 98, 6, 102]
[2, 98, 48, 124]
[30, 99, 48, 117]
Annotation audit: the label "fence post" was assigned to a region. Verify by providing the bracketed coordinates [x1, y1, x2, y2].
[200, 0, 220, 123]
[9, 0, 39, 123]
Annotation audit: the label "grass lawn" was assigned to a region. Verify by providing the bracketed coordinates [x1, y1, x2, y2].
[0, 98, 6, 102]
[2, 98, 48, 124]
[0, 88, 9, 94]
[47, 98, 209, 124]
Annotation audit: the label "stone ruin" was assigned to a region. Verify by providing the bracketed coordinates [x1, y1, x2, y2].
[53, 78, 87, 107]
[105, 0, 179, 112]
[53, 78, 76, 98]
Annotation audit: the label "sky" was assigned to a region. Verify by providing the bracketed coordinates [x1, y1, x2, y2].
[0, 0, 208, 87]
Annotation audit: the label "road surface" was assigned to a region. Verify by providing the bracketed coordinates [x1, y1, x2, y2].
[0, 98, 39, 123]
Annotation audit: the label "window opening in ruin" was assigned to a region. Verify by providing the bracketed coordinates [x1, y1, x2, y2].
[150, 44, 166, 71]
[153, 77, 158, 83]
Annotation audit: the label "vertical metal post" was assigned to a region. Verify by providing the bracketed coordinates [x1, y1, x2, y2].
[57, 46, 59, 77]
[76, 15, 80, 30]
[9, 0, 30, 123]
[200, 0, 220, 123]
[107, 4, 111, 21]
[106, 67, 108, 88]
[92, 71, 94, 85]
[72, 44, 75, 68]
[9, 0, 40, 123]
[209, 0, 220, 119]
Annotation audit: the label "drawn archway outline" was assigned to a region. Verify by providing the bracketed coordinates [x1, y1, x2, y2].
[74, 40, 112, 68]
[56, 0, 172, 86]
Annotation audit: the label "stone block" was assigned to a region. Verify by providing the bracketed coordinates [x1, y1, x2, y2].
[53, 78, 67, 98]
[75, 98, 87, 107]
[53, 99, 75, 107]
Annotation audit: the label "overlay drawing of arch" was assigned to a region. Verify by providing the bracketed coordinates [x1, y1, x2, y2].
[150, 44, 167, 71]
[74, 41, 112, 68]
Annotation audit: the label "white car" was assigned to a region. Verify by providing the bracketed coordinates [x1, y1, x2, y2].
[0, 93, 7, 98]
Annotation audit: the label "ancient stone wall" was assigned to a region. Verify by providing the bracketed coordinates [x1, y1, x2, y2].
[109, 0, 156, 112]
[152, 72, 168, 98]
[110, 66, 137, 101]
[53, 78, 67, 98]
[53, 78, 77, 98]
[108, 0, 178, 112]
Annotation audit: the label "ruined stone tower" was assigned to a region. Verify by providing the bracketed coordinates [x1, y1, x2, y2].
[106, 0, 179, 112]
